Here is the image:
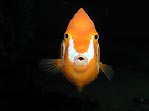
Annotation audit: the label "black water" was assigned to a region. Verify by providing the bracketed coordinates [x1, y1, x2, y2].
[0, 1, 149, 111]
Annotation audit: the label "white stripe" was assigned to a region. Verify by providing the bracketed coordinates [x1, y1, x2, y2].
[68, 37, 94, 63]
[68, 37, 78, 62]
[96, 44, 99, 71]
[62, 40, 65, 65]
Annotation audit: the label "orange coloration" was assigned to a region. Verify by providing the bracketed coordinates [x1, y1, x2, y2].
[66, 8, 96, 35]
[39, 8, 113, 93]
[66, 8, 97, 53]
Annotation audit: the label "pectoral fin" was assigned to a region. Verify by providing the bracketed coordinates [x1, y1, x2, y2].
[99, 62, 114, 80]
[39, 59, 62, 74]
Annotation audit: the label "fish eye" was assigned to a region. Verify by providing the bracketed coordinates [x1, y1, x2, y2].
[64, 33, 69, 39]
[94, 35, 99, 39]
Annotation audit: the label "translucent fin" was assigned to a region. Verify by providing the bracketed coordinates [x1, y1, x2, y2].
[77, 87, 84, 93]
[99, 62, 114, 80]
[39, 59, 62, 74]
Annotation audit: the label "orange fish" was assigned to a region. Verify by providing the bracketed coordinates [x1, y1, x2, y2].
[40, 8, 113, 92]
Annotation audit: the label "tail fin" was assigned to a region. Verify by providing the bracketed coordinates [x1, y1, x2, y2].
[77, 87, 84, 93]
[99, 62, 114, 80]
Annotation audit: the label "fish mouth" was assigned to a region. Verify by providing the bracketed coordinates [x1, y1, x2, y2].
[74, 55, 88, 66]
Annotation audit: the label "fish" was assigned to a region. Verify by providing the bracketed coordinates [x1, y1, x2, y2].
[39, 8, 113, 92]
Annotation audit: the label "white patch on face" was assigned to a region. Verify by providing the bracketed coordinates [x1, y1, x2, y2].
[68, 38, 78, 62]
[68, 37, 94, 63]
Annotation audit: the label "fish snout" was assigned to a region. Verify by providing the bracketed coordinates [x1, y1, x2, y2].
[74, 55, 88, 66]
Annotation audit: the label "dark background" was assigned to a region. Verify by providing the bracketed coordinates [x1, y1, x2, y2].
[0, 0, 149, 111]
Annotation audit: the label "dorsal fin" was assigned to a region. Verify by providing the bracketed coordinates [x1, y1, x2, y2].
[66, 8, 96, 33]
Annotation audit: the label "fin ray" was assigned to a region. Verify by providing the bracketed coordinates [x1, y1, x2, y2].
[99, 62, 114, 80]
[39, 59, 62, 74]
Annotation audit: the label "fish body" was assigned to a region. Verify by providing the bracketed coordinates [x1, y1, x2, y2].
[40, 8, 113, 92]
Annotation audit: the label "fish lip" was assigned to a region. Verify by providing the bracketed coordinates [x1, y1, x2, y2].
[74, 55, 88, 66]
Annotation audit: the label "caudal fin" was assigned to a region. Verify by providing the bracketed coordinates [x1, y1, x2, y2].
[39, 59, 62, 74]
[99, 62, 114, 80]
[76, 87, 84, 93]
